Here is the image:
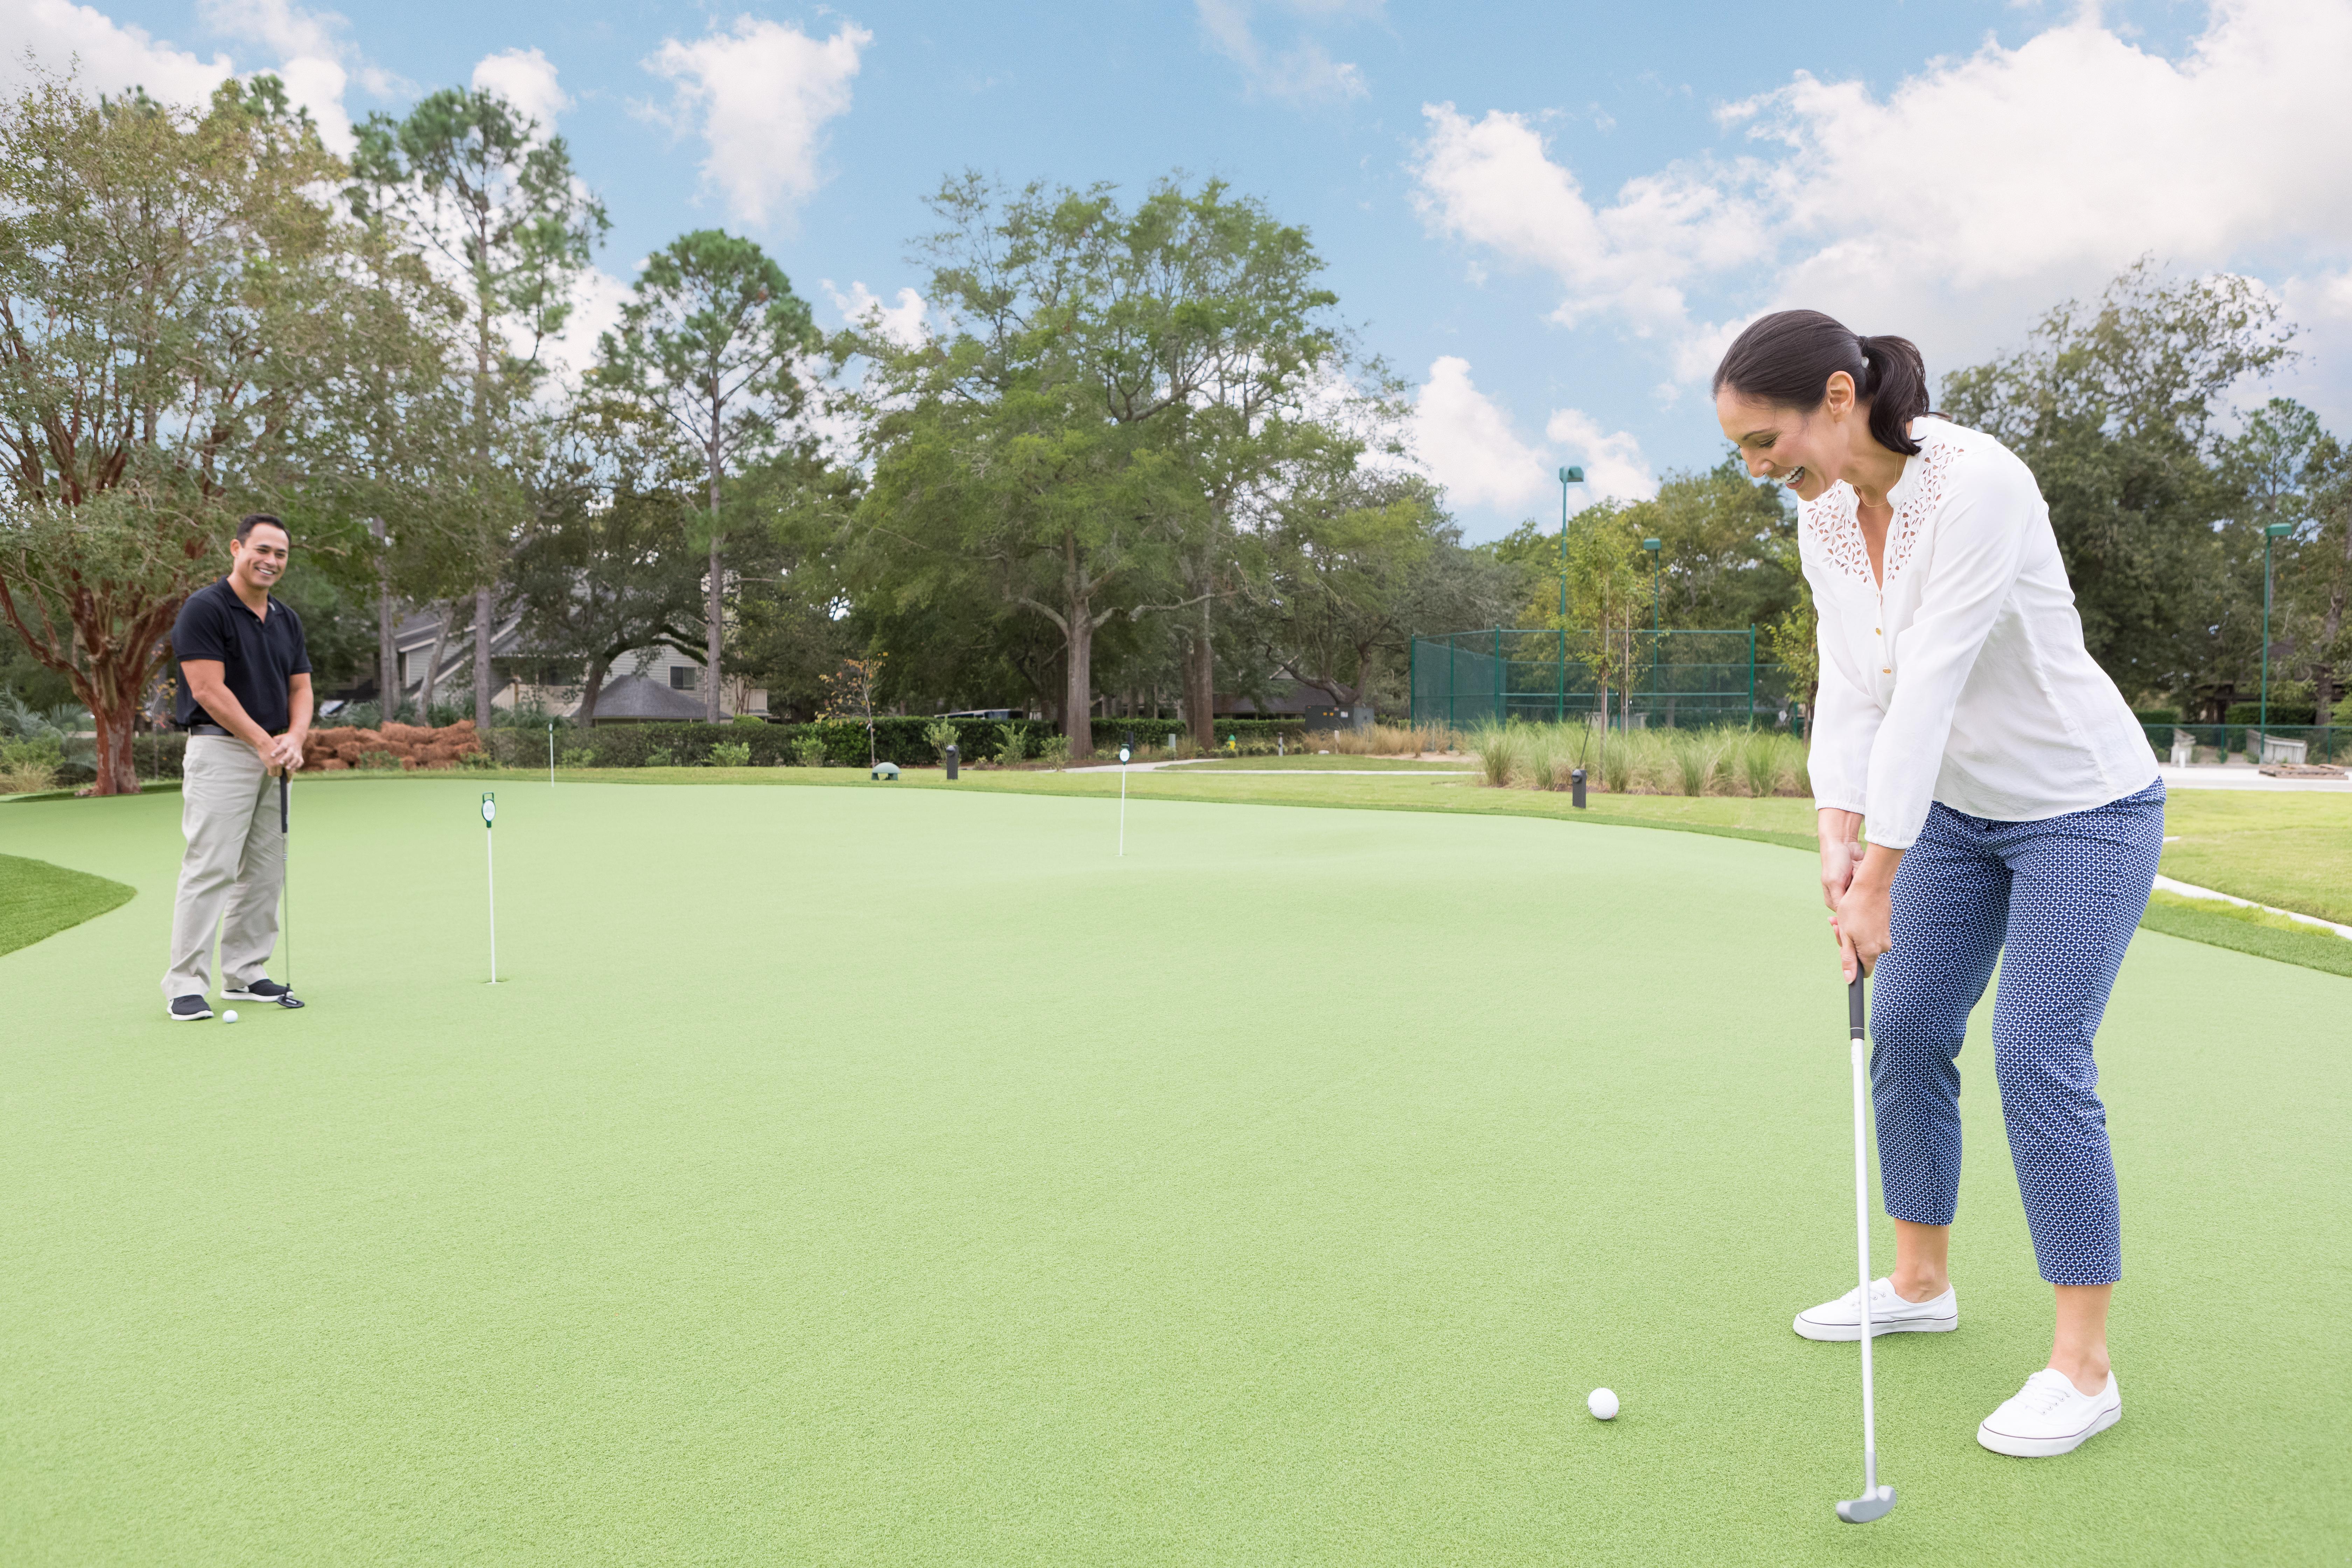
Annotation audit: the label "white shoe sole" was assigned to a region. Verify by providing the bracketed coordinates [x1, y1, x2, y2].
[1977, 1402, 2121, 1457]
[1792, 1308, 1959, 1342]
[166, 1005, 213, 1022]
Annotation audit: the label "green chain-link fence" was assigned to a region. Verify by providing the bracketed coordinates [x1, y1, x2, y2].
[1410, 628, 1791, 730]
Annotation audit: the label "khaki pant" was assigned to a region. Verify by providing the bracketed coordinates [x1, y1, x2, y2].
[161, 736, 285, 1000]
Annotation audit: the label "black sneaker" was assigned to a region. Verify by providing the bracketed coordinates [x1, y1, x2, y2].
[222, 978, 293, 1002]
[168, 995, 214, 1022]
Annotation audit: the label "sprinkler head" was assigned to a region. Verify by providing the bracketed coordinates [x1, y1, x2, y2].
[1836, 1485, 1895, 1524]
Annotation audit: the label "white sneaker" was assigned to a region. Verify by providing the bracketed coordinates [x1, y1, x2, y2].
[1976, 1368, 2121, 1457]
[1793, 1276, 1959, 1341]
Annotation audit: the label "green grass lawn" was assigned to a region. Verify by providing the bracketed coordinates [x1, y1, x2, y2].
[0, 850, 134, 956]
[1, 779, 2345, 1565]
[2157, 790, 2352, 924]
[2137, 891, 2352, 979]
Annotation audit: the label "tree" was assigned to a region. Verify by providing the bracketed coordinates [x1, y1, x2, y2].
[353, 88, 607, 726]
[2218, 399, 2350, 726]
[819, 654, 885, 768]
[506, 418, 707, 727]
[842, 182, 1158, 757]
[1265, 471, 1507, 723]
[842, 175, 1361, 756]
[594, 230, 816, 721]
[1940, 260, 2295, 706]
[0, 74, 374, 792]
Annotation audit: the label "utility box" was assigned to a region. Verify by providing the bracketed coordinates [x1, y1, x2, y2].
[943, 743, 959, 780]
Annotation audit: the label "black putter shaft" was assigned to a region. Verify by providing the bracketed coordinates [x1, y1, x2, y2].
[278, 771, 300, 1004]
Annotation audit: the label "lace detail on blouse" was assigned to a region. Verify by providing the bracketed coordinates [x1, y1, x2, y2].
[1802, 433, 1960, 589]
[1804, 483, 1874, 589]
[1886, 437, 1956, 580]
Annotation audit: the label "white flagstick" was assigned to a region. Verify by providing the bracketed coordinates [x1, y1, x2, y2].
[1117, 742, 1131, 856]
[548, 722, 555, 786]
[482, 792, 499, 983]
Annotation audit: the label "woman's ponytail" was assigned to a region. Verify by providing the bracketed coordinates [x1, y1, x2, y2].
[1713, 311, 1933, 456]
[1855, 335, 1929, 457]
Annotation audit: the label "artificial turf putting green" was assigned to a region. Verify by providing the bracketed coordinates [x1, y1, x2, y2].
[0, 848, 135, 956]
[1, 780, 2345, 1565]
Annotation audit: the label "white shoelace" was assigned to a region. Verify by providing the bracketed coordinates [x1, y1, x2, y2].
[2011, 1371, 2081, 1415]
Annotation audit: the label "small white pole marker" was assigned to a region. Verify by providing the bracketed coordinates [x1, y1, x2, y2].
[1117, 730, 1133, 857]
[482, 791, 499, 983]
[548, 722, 555, 786]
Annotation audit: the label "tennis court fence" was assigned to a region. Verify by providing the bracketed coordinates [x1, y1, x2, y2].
[1410, 628, 1792, 730]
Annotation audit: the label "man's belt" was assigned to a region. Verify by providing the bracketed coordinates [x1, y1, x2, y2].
[189, 723, 287, 739]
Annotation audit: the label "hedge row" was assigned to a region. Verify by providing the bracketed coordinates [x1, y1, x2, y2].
[485, 716, 1073, 769]
[2221, 702, 2319, 726]
[122, 713, 1323, 779]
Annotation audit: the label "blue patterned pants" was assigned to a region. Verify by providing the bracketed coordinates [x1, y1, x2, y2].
[1867, 780, 2165, 1286]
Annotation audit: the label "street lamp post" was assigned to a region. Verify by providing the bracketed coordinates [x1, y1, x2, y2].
[1557, 466, 1585, 618]
[1558, 465, 1585, 729]
[1642, 537, 1661, 728]
[2260, 520, 2294, 750]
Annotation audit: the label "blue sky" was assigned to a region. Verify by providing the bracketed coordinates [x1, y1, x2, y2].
[11, 1, 2350, 540]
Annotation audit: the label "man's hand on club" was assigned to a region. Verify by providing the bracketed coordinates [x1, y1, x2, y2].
[264, 732, 303, 774]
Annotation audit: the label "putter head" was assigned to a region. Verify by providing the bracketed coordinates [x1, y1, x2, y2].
[1836, 1485, 1895, 1523]
[275, 992, 306, 1009]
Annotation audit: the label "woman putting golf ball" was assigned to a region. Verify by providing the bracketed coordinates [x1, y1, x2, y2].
[1714, 312, 2161, 1460]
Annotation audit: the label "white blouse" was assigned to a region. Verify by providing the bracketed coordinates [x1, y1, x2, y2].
[1801, 418, 2157, 850]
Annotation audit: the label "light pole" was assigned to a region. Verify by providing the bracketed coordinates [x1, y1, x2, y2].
[2260, 520, 2294, 747]
[1642, 537, 1661, 727]
[1557, 465, 1586, 619]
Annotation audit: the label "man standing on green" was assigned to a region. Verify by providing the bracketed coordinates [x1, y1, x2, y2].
[162, 514, 312, 1021]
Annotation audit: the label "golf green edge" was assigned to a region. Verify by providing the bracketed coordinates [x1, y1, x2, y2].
[0, 852, 136, 958]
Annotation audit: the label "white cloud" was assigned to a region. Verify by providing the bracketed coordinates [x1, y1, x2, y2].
[642, 17, 870, 227]
[472, 47, 568, 134]
[1196, 0, 1368, 104]
[533, 265, 634, 394]
[1544, 410, 1657, 502]
[1412, 0, 2352, 384]
[1410, 356, 1552, 512]
[824, 280, 929, 347]
[197, 0, 337, 64]
[195, 0, 382, 150]
[1408, 358, 1656, 518]
[0, 0, 236, 105]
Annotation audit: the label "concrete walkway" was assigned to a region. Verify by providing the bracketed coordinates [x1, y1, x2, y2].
[2158, 764, 2352, 792]
[2153, 874, 2352, 941]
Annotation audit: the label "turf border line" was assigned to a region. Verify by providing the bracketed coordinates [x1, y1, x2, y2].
[0, 853, 136, 957]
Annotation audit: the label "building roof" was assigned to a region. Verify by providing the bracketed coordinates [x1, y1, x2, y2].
[575, 674, 707, 723]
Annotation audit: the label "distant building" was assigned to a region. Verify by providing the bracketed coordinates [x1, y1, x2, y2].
[370, 607, 768, 722]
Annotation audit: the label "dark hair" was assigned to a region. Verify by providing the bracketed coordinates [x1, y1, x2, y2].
[1712, 310, 1932, 457]
[235, 513, 290, 546]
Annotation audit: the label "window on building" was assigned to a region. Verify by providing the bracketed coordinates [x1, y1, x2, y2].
[670, 666, 700, 691]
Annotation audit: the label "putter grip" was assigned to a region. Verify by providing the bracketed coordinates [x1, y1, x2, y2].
[1848, 974, 1866, 1040]
[279, 776, 288, 834]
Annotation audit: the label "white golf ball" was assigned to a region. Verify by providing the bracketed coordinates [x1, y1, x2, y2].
[221, 1009, 239, 1023]
[1587, 1388, 1619, 1421]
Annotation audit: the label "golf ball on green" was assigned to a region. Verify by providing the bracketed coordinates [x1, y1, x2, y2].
[1588, 1388, 1618, 1420]
[222, 1010, 238, 1023]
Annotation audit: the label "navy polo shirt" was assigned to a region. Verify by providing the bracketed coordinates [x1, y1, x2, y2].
[172, 578, 311, 734]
